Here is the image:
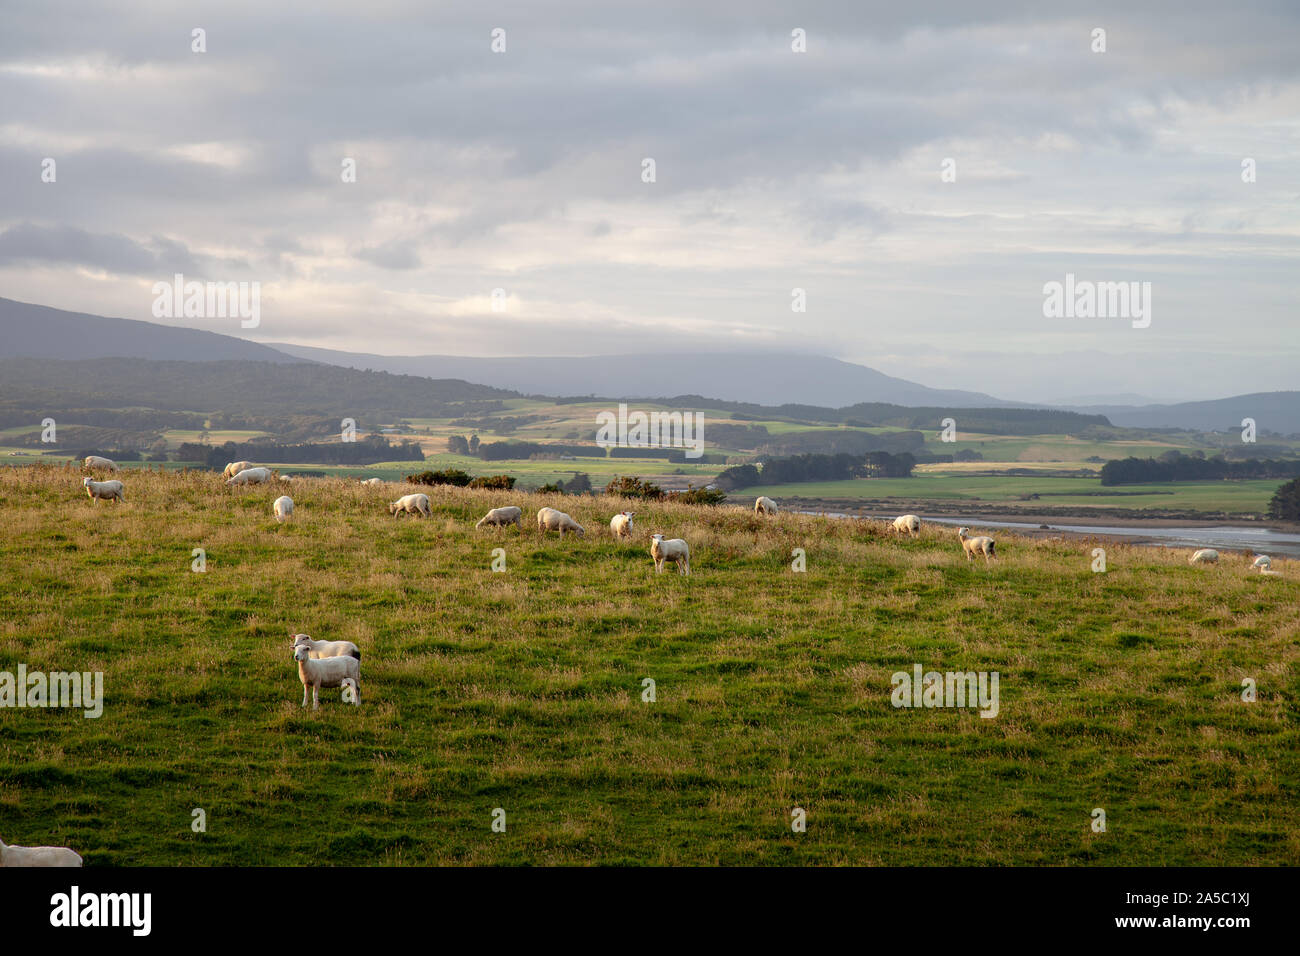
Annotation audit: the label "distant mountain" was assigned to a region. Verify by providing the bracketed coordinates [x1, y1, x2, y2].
[267, 344, 1022, 409]
[1067, 393, 1300, 435]
[0, 297, 305, 364]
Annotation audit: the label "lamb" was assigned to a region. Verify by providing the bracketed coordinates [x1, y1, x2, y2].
[1252, 555, 1272, 571]
[0, 835, 83, 867]
[226, 466, 272, 486]
[1189, 549, 1219, 564]
[83, 455, 118, 471]
[476, 506, 522, 529]
[389, 493, 431, 518]
[650, 532, 690, 575]
[610, 511, 636, 539]
[754, 496, 779, 516]
[293, 644, 361, 709]
[83, 477, 124, 504]
[273, 495, 294, 522]
[538, 507, 585, 538]
[360, 477, 384, 487]
[892, 514, 921, 537]
[290, 631, 361, 662]
[957, 527, 996, 563]
[222, 460, 254, 479]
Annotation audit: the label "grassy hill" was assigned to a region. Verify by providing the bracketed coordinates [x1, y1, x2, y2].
[2, 465, 1297, 865]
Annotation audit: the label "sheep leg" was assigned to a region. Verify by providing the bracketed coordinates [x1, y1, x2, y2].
[312, 684, 320, 710]
[301, 685, 308, 707]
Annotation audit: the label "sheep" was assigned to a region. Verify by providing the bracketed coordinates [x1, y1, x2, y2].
[290, 631, 361, 662]
[892, 514, 921, 537]
[1252, 555, 1272, 571]
[538, 507, 585, 538]
[650, 532, 691, 575]
[476, 506, 522, 529]
[293, 644, 361, 709]
[389, 493, 431, 518]
[1189, 549, 1219, 564]
[957, 527, 996, 563]
[273, 495, 294, 522]
[83, 455, 118, 472]
[83, 477, 124, 504]
[226, 466, 272, 486]
[754, 496, 779, 516]
[610, 511, 636, 539]
[0, 835, 83, 867]
[222, 460, 254, 479]
[360, 477, 384, 487]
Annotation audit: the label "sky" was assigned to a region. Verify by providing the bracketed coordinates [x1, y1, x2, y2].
[1, 0, 1297, 405]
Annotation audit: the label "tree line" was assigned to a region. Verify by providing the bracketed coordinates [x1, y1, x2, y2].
[1100, 452, 1300, 485]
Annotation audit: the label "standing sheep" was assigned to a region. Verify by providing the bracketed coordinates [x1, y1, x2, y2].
[957, 527, 996, 563]
[291, 632, 361, 662]
[83, 455, 118, 472]
[892, 514, 921, 537]
[273, 495, 294, 522]
[389, 493, 431, 518]
[227, 466, 273, 486]
[650, 533, 691, 575]
[360, 477, 384, 487]
[293, 644, 361, 709]
[83, 477, 124, 504]
[223, 460, 254, 479]
[754, 496, 779, 516]
[0, 835, 82, 867]
[610, 511, 636, 539]
[1252, 555, 1272, 571]
[538, 507, 585, 538]
[1189, 549, 1219, 564]
[476, 506, 523, 529]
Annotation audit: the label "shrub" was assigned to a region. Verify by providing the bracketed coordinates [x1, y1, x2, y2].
[537, 482, 563, 494]
[603, 475, 665, 500]
[667, 485, 728, 506]
[405, 468, 472, 487]
[1268, 477, 1300, 521]
[468, 474, 516, 490]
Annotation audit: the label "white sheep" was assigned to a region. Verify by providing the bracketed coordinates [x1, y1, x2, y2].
[226, 466, 272, 486]
[538, 507, 585, 538]
[389, 493, 431, 518]
[892, 514, 921, 537]
[83, 455, 118, 471]
[1189, 549, 1219, 564]
[83, 477, 124, 504]
[222, 460, 254, 479]
[1252, 555, 1272, 571]
[754, 496, 778, 515]
[293, 644, 361, 709]
[291, 631, 361, 662]
[360, 477, 384, 487]
[0, 835, 83, 867]
[650, 532, 691, 575]
[273, 495, 294, 522]
[476, 506, 522, 529]
[957, 527, 996, 563]
[610, 511, 636, 539]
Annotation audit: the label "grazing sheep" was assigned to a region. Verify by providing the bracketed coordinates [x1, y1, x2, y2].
[293, 644, 361, 709]
[610, 511, 636, 539]
[476, 506, 522, 529]
[650, 532, 691, 575]
[1252, 555, 1272, 571]
[226, 466, 272, 486]
[360, 477, 384, 487]
[222, 460, 254, 479]
[291, 632, 361, 662]
[0, 835, 83, 867]
[957, 527, 996, 563]
[83, 477, 124, 504]
[273, 495, 294, 522]
[389, 493, 431, 518]
[754, 496, 779, 516]
[892, 514, 921, 537]
[83, 455, 118, 471]
[1189, 549, 1219, 564]
[538, 507, 585, 538]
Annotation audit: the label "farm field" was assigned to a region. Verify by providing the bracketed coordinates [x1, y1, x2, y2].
[1, 464, 1297, 865]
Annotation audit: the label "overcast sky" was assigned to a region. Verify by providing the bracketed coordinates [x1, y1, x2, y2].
[1, 0, 1297, 404]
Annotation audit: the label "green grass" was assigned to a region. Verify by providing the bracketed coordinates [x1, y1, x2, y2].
[1, 464, 1297, 866]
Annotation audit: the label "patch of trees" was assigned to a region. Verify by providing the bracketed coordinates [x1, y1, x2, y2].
[476, 440, 596, 460]
[1268, 478, 1300, 520]
[602, 475, 727, 505]
[756, 429, 925, 456]
[177, 436, 424, 468]
[1100, 451, 1300, 485]
[714, 451, 916, 490]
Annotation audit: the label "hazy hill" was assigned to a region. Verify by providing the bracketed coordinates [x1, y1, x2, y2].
[1068, 393, 1300, 435]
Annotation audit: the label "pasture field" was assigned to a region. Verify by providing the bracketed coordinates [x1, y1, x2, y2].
[1, 464, 1297, 866]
